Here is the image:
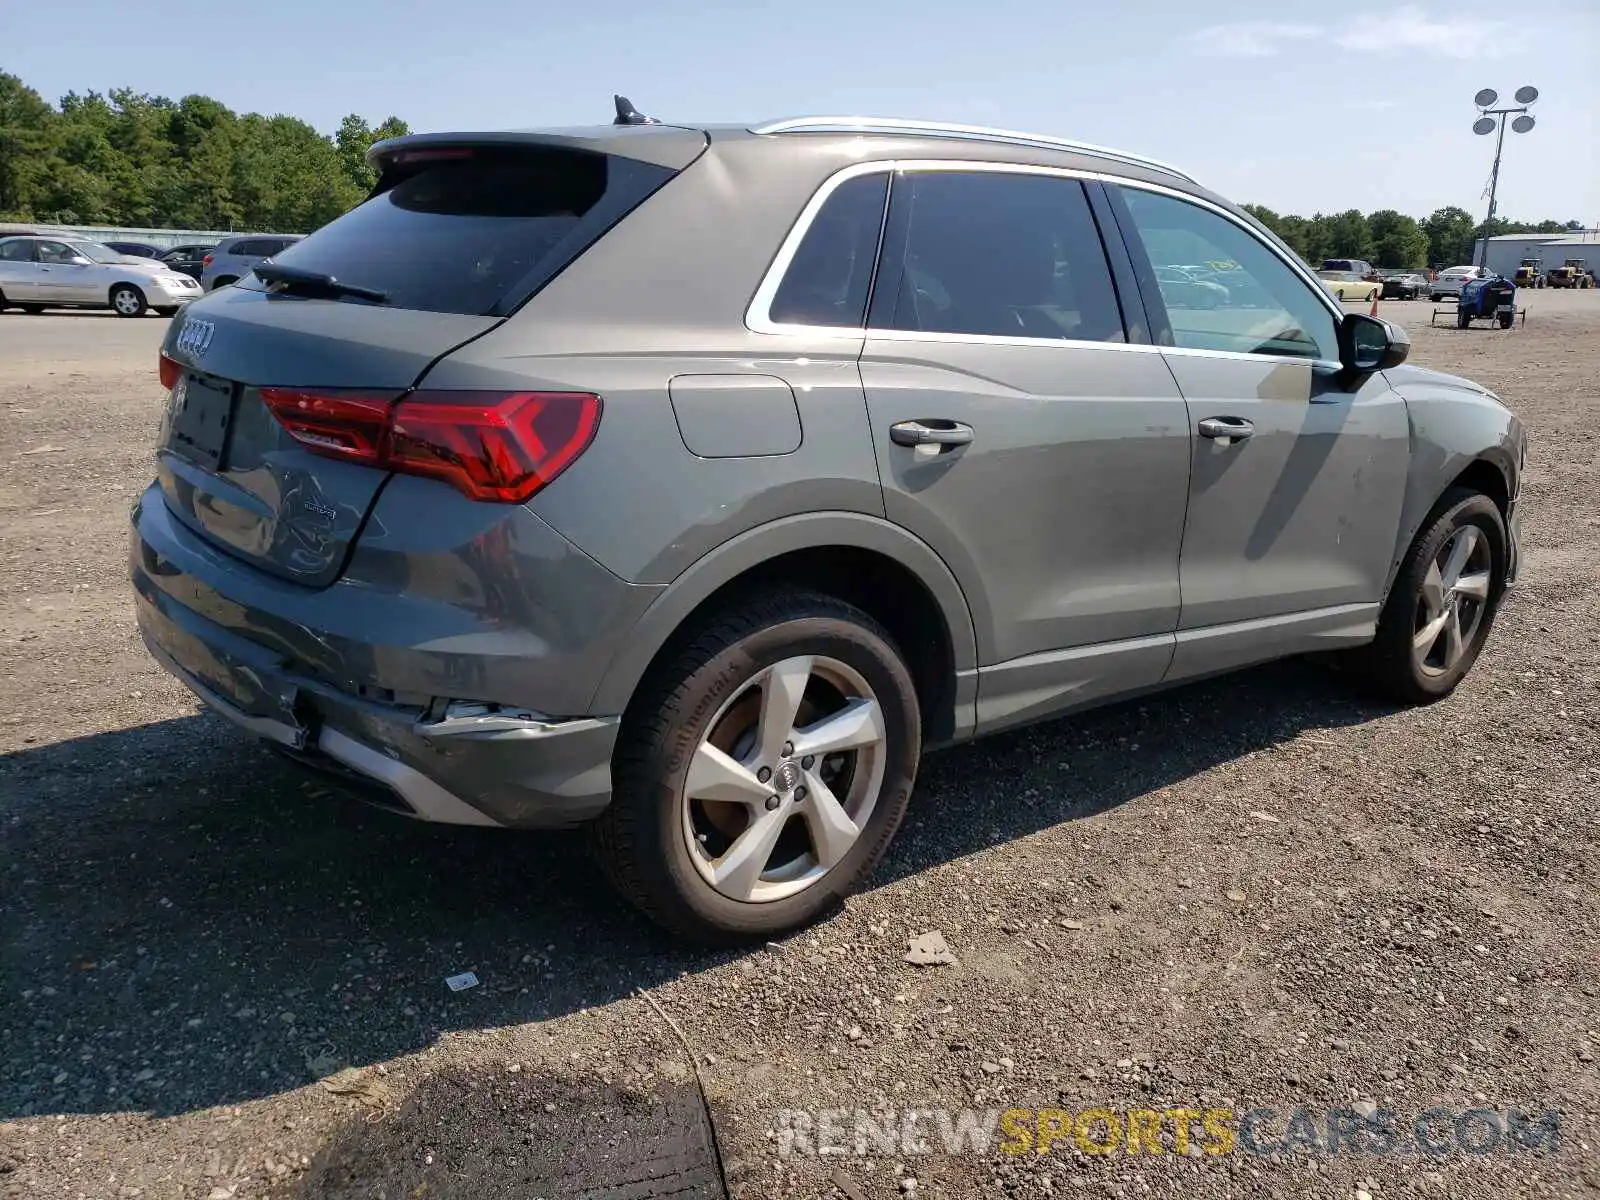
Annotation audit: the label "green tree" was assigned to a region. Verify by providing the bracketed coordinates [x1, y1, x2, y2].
[1274, 215, 1312, 261]
[1321, 209, 1373, 261]
[0, 70, 411, 231]
[1422, 206, 1477, 267]
[0, 72, 59, 218]
[1367, 209, 1429, 267]
[335, 113, 409, 196]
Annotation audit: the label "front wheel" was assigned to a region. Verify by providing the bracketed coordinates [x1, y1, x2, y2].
[1357, 489, 1507, 704]
[1456, 309, 1472, 329]
[110, 285, 147, 317]
[591, 590, 921, 943]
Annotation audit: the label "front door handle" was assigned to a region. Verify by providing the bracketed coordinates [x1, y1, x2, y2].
[1198, 416, 1254, 443]
[890, 420, 974, 448]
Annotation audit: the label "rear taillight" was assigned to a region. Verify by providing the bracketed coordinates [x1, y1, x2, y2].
[260, 389, 394, 464]
[158, 353, 180, 390]
[202, 254, 213, 266]
[259, 389, 601, 503]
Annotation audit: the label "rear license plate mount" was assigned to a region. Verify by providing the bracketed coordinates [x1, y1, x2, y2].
[166, 374, 236, 470]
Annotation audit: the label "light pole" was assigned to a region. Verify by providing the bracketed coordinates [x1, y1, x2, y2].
[1472, 86, 1538, 268]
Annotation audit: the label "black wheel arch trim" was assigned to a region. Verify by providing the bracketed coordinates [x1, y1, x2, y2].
[1380, 448, 1518, 608]
[588, 511, 979, 720]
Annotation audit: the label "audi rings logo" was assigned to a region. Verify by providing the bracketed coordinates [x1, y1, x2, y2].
[175, 318, 215, 359]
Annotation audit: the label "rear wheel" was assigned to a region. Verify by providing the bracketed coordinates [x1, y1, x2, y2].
[591, 590, 921, 944]
[1356, 489, 1506, 704]
[19, 303, 45, 315]
[110, 285, 147, 318]
[155, 307, 179, 317]
[1498, 311, 1514, 329]
[1456, 309, 1472, 329]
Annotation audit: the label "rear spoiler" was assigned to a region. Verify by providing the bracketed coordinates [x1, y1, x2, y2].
[366, 126, 708, 174]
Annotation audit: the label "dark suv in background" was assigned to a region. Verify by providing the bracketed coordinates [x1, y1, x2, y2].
[134, 109, 1525, 942]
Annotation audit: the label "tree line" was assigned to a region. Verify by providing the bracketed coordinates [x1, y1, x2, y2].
[1239, 204, 1585, 270]
[0, 72, 407, 233]
[0, 69, 1588, 260]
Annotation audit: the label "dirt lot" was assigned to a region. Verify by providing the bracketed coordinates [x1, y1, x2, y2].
[2, 294, 1598, 1200]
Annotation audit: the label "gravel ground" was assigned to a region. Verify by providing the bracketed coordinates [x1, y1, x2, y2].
[2, 294, 1597, 1200]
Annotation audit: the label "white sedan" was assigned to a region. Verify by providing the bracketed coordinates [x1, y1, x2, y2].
[0, 235, 202, 317]
[1428, 265, 1491, 302]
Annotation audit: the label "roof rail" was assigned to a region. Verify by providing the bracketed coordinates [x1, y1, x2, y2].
[750, 116, 1197, 184]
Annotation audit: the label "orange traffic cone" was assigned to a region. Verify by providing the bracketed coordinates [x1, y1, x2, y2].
[1370, 292, 1380, 317]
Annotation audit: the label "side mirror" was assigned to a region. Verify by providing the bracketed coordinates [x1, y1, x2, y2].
[67, 256, 93, 266]
[1339, 312, 1409, 375]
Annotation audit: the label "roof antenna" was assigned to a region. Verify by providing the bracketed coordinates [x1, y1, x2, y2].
[613, 95, 660, 126]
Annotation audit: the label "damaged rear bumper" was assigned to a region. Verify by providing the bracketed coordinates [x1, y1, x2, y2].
[135, 584, 618, 829]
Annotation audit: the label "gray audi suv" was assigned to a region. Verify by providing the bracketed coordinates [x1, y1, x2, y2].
[133, 107, 1525, 942]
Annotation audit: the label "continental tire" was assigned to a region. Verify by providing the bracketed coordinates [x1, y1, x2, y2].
[591, 589, 920, 944]
[1360, 488, 1508, 704]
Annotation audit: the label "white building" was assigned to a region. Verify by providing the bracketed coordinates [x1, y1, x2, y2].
[1473, 231, 1600, 277]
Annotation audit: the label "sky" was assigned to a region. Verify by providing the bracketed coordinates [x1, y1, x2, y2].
[4, 0, 1597, 225]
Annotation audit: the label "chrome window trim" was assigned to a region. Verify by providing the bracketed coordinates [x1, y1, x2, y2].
[751, 116, 1198, 184]
[744, 158, 1346, 366]
[746, 159, 894, 338]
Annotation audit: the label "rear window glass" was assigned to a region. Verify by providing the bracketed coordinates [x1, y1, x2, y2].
[259, 148, 676, 316]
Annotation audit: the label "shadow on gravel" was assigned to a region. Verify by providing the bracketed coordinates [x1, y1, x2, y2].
[0, 658, 1393, 1122]
[275, 1066, 726, 1200]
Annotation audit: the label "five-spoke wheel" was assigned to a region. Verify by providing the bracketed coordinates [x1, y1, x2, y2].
[1363, 487, 1507, 703]
[591, 590, 920, 943]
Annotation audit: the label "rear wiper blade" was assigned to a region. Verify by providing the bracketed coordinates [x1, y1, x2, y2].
[253, 262, 388, 304]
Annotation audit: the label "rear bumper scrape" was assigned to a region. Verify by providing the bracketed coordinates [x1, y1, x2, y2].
[137, 588, 619, 829]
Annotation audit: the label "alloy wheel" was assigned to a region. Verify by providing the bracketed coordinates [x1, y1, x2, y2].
[1412, 525, 1493, 677]
[680, 654, 887, 903]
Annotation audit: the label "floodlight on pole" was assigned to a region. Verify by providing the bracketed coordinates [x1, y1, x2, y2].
[1473, 86, 1538, 267]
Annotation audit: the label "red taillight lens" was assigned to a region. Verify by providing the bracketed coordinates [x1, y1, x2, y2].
[202, 254, 213, 266]
[158, 353, 181, 390]
[388, 392, 601, 502]
[260, 388, 396, 465]
[259, 388, 601, 503]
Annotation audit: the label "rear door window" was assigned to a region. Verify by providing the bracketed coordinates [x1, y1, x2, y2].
[870, 170, 1126, 342]
[259, 147, 678, 316]
[0, 240, 35, 262]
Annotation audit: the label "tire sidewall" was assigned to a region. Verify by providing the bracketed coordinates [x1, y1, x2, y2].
[111, 285, 146, 317]
[1384, 492, 1508, 700]
[636, 611, 920, 940]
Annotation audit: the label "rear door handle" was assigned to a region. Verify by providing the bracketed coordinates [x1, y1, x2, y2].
[1198, 416, 1254, 443]
[890, 420, 974, 448]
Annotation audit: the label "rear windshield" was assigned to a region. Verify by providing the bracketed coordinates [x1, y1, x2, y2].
[255, 147, 676, 316]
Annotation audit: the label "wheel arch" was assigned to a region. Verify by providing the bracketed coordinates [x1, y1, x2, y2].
[1383, 446, 1518, 607]
[107, 280, 146, 303]
[589, 512, 979, 745]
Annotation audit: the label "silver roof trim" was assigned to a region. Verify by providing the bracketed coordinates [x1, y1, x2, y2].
[750, 116, 1198, 184]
